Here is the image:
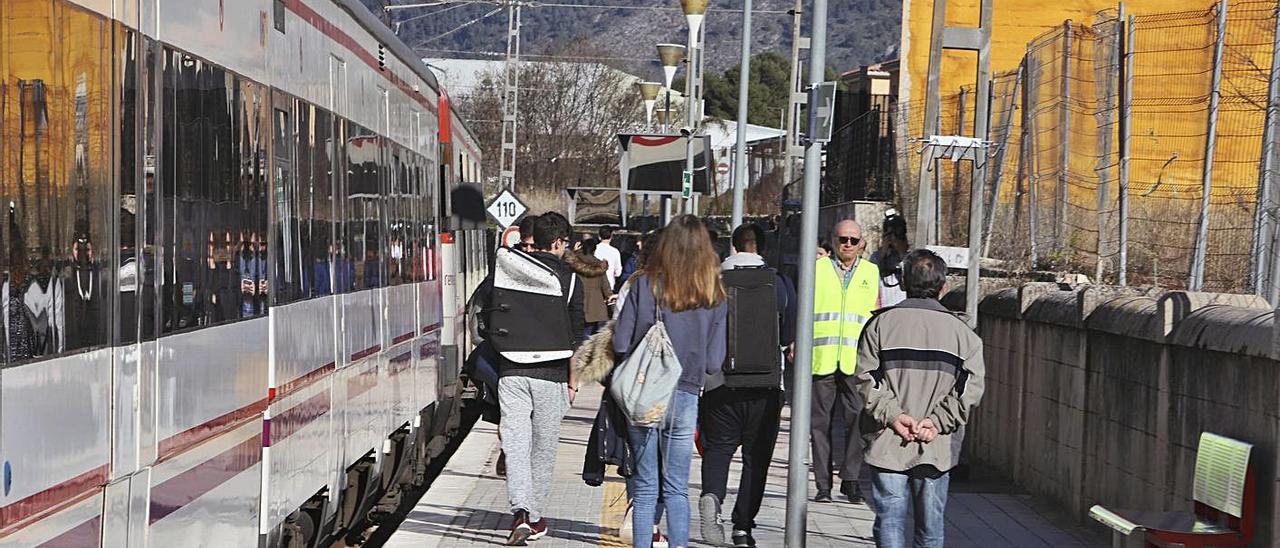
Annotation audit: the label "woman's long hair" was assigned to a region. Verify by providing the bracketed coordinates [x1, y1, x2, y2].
[647, 215, 724, 312]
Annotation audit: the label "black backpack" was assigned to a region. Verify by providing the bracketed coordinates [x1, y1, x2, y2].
[485, 247, 576, 365]
[722, 266, 783, 389]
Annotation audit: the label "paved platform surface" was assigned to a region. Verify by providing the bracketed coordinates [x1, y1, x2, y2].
[381, 384, 1103, 547]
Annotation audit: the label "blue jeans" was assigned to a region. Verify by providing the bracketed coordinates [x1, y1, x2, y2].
[628, 390, 698, 548]
[869, 467, 950, 548]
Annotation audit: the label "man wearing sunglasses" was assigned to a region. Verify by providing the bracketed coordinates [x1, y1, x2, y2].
[809, 219, 880, 504]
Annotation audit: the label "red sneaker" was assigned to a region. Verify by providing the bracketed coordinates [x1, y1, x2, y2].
[527, 518, 548, 541]
[506, 510, 532, 546]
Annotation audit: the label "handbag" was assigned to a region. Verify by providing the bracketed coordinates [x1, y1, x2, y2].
[609, 282, 683, 427]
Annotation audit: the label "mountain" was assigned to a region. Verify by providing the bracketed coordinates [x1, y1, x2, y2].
[365, 0, 901, 78]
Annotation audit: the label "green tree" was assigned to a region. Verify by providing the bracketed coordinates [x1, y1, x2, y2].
[679, 52, 844, 128]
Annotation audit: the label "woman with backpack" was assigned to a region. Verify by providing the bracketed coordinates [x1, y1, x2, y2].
[612, 215, 727, 548]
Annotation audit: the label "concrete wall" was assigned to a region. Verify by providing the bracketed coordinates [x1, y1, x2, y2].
[960, 283, 1280, 544]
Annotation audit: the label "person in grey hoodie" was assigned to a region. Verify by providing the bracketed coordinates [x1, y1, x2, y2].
[613, 214, 727, 548]
[854, 249, 985, 548]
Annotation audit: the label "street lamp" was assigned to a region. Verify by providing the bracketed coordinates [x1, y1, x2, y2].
[656, 43, 685, 134]
[654, 108, 676, 128]
[636, 81, 662, 129]
[678, 0, 708, 215]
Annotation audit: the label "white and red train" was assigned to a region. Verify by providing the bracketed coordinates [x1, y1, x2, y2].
[0, 0, 488, 546]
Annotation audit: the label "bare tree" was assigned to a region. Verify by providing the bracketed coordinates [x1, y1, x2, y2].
[455, 39, 649, 208]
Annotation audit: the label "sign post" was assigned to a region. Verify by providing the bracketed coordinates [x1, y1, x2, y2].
[485, 189, 529, 230]
[681, 170, 693, 199]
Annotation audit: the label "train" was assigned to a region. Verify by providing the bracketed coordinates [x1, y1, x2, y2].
[0, 0, 489, 546]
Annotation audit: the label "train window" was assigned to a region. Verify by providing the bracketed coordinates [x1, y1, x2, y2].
[240, 79, 270, 318]
[311, 108, 335, 297]
[159, 50, 267, 334]
[387, 151, 409, 287]
[0, 3, 118, 364]
[273, 0, 286, 33]
[119, 31, 141, 345]
[345, 122, 381, 291]
[271, 102, 297, 304]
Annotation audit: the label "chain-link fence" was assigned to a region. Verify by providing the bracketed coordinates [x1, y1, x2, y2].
[891, 0, 1280, 295]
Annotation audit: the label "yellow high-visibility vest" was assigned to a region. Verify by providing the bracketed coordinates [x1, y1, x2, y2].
[811, 256, 879, 376]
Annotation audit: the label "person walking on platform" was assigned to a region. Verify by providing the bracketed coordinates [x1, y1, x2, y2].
[854, 249, 985, 548]
[478, 212, 585, 546]
[568, 238, 615, 339]
[613, 215, 727, 548]
[698, 223, 796, 547]
[809, 219, 880, 504]
[870, 209, 910, 308]
[595, 226, 623, 290]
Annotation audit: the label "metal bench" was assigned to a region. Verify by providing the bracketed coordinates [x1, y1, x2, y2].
[1087, 432, 1256, 548]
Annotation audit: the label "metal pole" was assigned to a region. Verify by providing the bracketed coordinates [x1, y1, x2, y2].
[498, 3, 521, 191]
[1058, 20, 1072, 252]
[683, 17, 703, 216]
[966, 0, 993, 330]
[782, 0, 803, 199]
[1118, 10, 1133, 285]
[1252, 4, 1280, 301]
[785, 0, 827, 543]
[732, 0, 753, 229]
[663, 89, 673, 226]
[1189, 0, 1228, 291]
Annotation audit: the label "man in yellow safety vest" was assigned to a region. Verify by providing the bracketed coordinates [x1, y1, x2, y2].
[810, 219, 880, 504]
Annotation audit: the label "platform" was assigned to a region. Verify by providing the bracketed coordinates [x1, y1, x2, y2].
[380, 384, 1103, 547]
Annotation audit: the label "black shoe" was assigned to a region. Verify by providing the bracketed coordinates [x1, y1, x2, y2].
[840, 482, 865, 504]
[814, 490, 832, 503]
[732, 530, 756, 547]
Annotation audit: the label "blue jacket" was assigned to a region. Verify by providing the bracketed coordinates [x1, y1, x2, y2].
[612, 274, 728, 395]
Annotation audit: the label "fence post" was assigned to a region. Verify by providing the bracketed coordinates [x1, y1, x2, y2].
[1189, 0, 1228, 292]
[955, 86, 968, 244]
[1118, 9, 1133, 286]
[983, 65, 1024, 256]
[1252, 3, 1280, 302]
[1012, 65, 1030, 260]
[1058, 20, 1073, 252]
[1095, 17, 1120, 284]
[1027, 55, 1041, 267]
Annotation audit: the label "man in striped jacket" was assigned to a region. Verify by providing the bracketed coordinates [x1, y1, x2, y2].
[854, 249, 986, 548]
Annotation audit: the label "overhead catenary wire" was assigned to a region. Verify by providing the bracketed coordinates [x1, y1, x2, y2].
[415, 5, 505, 45]
[388, 0, 790, 15]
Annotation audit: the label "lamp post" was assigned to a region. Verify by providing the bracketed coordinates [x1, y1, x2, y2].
[657, 43, 686, 225]
[656, 43, 686, 134]
[731, 0, 753, 229]
[636, 81, 662, 129]
[679, 0, 708, 215]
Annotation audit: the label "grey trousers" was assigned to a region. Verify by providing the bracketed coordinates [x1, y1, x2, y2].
[498, 376, 571, 522]
[810, 373, 864, 492]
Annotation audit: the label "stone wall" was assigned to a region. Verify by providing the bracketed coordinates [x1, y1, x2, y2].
[959, 283, 1280, 544]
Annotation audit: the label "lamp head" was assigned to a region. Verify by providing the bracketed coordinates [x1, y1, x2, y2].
[679, 0, 708, 16]
[636, 81, 662, 102]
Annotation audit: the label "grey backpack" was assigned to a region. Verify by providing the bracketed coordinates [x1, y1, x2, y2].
[609, 284, 683, 427]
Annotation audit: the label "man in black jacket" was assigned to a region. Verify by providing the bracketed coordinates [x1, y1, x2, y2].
[487, 212, 585, 545]
[699, 223, 797, 547]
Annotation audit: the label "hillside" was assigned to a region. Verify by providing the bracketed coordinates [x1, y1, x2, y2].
[365, 0, 900, 76]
